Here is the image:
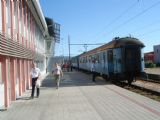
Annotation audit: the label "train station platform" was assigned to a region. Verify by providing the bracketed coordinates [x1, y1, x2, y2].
[0, 71, 160, 120]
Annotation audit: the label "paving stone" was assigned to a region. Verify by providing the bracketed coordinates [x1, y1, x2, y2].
[0, 71, 160, 120]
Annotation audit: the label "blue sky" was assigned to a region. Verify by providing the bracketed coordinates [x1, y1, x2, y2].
[40, 0, 160, 56]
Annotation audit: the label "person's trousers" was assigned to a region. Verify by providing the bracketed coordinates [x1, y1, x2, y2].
[31, 77, 39, 97]
[92, 71, 96, 82]
[54, 75, 60, 88]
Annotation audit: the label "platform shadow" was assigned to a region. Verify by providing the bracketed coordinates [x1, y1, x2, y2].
[41, 72, 111, 88]
[16, 96, 31, 100]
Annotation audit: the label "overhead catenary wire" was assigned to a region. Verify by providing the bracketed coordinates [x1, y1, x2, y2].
[69, 43, 105, 45]
[136, 28, 160, 37]
[102, 1, 160, 38]
[70, 43, 105, 53]
[93, 1, 139, 41]
[130, 19, 160, 34]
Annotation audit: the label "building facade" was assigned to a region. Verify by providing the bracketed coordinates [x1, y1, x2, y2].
[144, 52, 154, 63]
[0, 0, 53, 108]
[154, 45, 160, 64]
[45, 17, 60, 72]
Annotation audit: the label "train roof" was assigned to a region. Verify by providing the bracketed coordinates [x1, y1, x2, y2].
[80, 37, 145, 57]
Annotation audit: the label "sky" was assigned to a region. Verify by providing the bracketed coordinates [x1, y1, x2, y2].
[40, 0, 160, 56]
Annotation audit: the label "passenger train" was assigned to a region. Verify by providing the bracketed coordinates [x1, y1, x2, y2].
[71, 37, 145, 84]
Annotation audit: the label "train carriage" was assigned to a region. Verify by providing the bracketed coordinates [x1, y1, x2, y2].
[71, 37, 145, 84]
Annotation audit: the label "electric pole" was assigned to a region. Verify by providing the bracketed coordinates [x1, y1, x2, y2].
[68, 35, 70, 61]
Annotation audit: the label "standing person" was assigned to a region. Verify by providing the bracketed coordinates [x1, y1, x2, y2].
[52, 63, 63, 89]
[91, 61, 96, 82]
[30, 63, 41, 99]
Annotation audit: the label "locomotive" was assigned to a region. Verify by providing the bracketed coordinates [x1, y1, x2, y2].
[71, 37, 145, 84]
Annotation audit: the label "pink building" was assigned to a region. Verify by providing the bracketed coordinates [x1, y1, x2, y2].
[144, 52, 154, 62]
[0, 0, 53, 108]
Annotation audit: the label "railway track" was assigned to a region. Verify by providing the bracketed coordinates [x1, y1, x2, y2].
[116, 80, 160, 102]
[84, 70, 160, 101]
[140, 73, 160, 83]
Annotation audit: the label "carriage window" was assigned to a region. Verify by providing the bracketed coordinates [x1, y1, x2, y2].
[82, 58, 85, 63]
[83, 57, 87, 63]
[118, 59, 121, 63]
[88, 56, 92, 62]
[95, 54, 100, 63]
[85, 57, 88, 63]
[80, 58, 82, 63]
[108, 51, 113, 61]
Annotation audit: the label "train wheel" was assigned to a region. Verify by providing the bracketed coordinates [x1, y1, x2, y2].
[103, 75, 108, 82]
[127, 77, 133, 85]
[110, 76, 117, 84]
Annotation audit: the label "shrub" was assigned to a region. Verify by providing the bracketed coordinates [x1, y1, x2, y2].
[145, 62, 156, 68]
[156, 63, 160, 67]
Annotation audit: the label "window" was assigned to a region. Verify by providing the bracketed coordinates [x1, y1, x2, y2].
[108, 50, 113, 61]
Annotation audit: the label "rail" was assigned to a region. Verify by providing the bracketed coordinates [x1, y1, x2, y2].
[141, 72, 160, 83]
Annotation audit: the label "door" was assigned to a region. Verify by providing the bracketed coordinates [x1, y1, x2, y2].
[101, 52, 106, 74]
[107, 50, 114, 74]
[125, 46, 141, 74]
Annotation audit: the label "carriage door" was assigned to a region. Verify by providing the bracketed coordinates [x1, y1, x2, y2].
[107, 50, 114, 74]
[125, 46, 141, 73]
[100, 52, 105, 74]
[102, 52, 106, 74]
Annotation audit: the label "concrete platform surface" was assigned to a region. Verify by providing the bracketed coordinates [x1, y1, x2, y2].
[0, 71, 160, 120]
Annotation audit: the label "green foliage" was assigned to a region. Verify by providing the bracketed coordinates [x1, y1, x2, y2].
[145, 61, 156, 68]
[156, 63, 160, 67]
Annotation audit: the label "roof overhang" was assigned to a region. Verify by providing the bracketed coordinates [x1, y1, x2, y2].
[26, 0, 49, 37]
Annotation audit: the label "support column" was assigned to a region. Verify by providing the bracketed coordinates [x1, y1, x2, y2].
[3, 58, 9, 108]
[17, 0, 20, 43]
[29, 61, 32, 88]
[10, 0, 14, 39]
[26, 60, 31, 90]
[16, 59, 20, 98]
[30, 15, 33, 50]
[19, 59, 22, 96]
[26, 60, 30, 89]
[2, 0, 6, 33]
[10, 58, 16, 101]
[24, 1, 28, 48]
[21, 0, 24, 47]
[23, 60, 27, 92]
[21, 60, 25, 93]
[0, 57, 5, 108]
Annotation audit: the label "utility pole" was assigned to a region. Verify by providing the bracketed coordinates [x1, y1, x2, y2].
[68, 35, 70, 62]
[61, 38, 64, 64]
[83, 44, 88, 52]
[68, 35, 71, 71]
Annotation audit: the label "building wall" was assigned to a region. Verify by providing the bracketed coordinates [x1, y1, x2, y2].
[154, 45, 160, 64]
[0, 0, 48, 108]
[0, 0, 2, 32]
[144, 52, 154, 62]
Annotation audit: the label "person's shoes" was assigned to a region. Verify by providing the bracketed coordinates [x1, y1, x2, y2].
[36, 96, 39, 98]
